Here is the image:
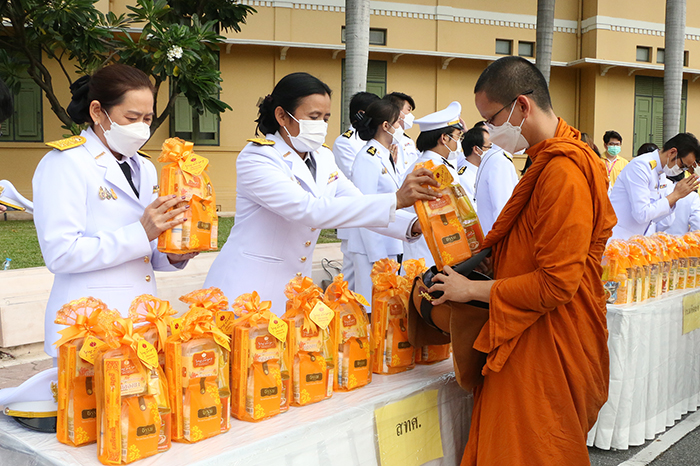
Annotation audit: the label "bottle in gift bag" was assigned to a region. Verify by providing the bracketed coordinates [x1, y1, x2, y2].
[230, 292, 287, 422]
[324, 274, 371, 391]
[282, 277, 335, 406]
[157, 138, 218, 253]
[682, 232, 700, 289]
[370, 259, 414, 374]
[54, 298, 119, 447]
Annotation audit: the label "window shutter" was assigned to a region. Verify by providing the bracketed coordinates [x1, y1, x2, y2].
[173, 94, 193, 133]
[15, 78, 41, 140]
[198, 108, 217, 134]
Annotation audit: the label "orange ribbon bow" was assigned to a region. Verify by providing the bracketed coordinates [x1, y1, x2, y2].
[231, 291, 274, 327]
[129, 295, 177, 352]
[53, 297, 118, 348]
[283, 276, 324, 334]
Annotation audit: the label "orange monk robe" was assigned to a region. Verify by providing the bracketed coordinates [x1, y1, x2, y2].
[461, 119, 617, 466]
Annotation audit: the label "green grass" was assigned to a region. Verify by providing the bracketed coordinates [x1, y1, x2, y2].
[0, 217, 339, 270]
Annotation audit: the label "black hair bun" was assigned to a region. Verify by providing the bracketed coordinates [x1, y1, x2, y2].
[66, 75, 91, 124]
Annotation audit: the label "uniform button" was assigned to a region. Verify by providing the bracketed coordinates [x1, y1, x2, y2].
[296, 272, 302, 277]
[144, 256, 150, 264]
[145, 275, 151, 282]
[304, 241, 311, 247]
[310, 228, 317, 232]
[300, 256, 307, 263]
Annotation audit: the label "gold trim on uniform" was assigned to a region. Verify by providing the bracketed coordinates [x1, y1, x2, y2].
[247, 137, 276, 146]
[649, 160, 657, 170]
[95, 151, 106, 159]
[367, 146, 377, 156]
[458, 166, 467, 175]
[342, 129, 354, 138]
[152, 185, 159, 194]
[322, 143, 331, 149]
[45, 136, 87, 151]
[4, 408, 57, 418]
[137, 150, 151, 159]
[327, 171, 339, 184]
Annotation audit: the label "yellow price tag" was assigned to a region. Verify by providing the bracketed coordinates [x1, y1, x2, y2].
[136, 339, 159, 369]
[180, 154, 209, 176]
[268, 316, 288, 342]
[353, 292, 370, 307]
[79, 335, 108, 365]
[309, 301, 334, 329]
[216, 311, 236, 335]
[170, 317, 183, 338]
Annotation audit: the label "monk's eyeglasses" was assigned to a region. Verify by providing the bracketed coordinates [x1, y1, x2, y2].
[485, 90, 534, 126]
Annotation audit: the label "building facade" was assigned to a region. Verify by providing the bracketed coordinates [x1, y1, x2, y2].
[3, 0, 700, 212]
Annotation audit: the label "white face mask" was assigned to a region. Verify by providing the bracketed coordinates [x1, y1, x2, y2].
[99, 111, 150, 158]
[486, 104, 529, 154]
[401, 112, 414, 130]
[446, 135, 462, 162]
[386, 124, 404, 144]
[284, 111, 328, 153]
[663, 155, 684, 177]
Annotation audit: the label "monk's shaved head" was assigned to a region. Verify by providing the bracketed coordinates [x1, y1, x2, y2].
[474, 56, 553, 112]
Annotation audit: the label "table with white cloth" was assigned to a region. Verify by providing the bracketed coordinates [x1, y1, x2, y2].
[0, 359, 473, 466]
[588, 289, 700, 450]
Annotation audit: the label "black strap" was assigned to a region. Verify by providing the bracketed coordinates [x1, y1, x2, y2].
[305, 154, 317, 180]
[441, 158, 455, 170]
[389, 154, 397, 173]
[118, 161, 139, 197]
[420, 297, 450, 337]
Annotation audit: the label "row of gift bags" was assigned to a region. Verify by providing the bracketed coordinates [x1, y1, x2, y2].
[52, 259, 449, 464]
[602, 231, 700, 305]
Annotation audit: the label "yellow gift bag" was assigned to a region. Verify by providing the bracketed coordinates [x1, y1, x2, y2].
[157, 138, 218, 253]
[282, 277, 335, 406]
[324, 274, 371, 391]
[370, 259, 415, 375]
[230, 292, 288, 422]
[94, 316, 164, 465]
[54, 297, 119, 447]
[166, 289, 231, 444]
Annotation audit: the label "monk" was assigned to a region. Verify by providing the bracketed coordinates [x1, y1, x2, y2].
[429, 56, 617, 465]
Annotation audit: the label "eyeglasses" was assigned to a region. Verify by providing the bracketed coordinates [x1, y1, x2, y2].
[481, 144, 493, 151]
[448, 133, 465, 143]
[485, 90, 534, 126]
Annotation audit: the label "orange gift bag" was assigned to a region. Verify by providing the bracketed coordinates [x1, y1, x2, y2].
[94, 316, 165, 465]
[230, 291, 289, 422]
[324, 274, 371, 391]
[282, 277, 335, 406]
[165, 288, 231, 443]
[157, 138, 218, 253]
[370, 259, 415, 374]
[54, 297, 118, 447]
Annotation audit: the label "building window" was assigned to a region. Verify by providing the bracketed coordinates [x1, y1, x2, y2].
[0, 49, 43, 142]
[341, 27, 387, 46]
[657, 48, 690, 66]
[633, 75, 688, 153]
[657, 48, 665, 64]
[684, 50, 690, 67]
[518, 41, 535, 58]
[340, 59, 387, 132]
[495, 39, 512, 55]
[636, 46, 651, 63]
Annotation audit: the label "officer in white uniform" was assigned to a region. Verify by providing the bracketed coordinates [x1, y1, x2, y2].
[658, 173, 700, 235]
[610, 133, 700, 240]
[402, 101, 469, 267]
[332, 92, 380, 289]
[204, 72, 434, 315]
[33, 65, 191, 358]
[384, 92, 420, 176]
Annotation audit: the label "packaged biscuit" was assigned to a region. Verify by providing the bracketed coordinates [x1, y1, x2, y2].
[54, 297, 118, 447]
[166, 289, 231, 443]
[94, 316, 164, 465]
[403, 259, 451, 365]
[230, 291, 288, 422]
[282, 277, 335, 407]
[157, 138, 218, 254]
[413, 160, 484, 269]
[370, 259, 414, 375]
[324, 274, 371, 391]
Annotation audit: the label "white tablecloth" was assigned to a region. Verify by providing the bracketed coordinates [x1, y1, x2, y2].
[587, 289, 700, 450]
[0, 359, 472, 466]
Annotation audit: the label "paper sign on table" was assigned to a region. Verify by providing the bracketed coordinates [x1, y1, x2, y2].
[374, 389, 443, 466]
[683, 291, 700, 334]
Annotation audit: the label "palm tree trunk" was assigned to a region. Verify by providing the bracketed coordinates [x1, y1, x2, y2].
[343, 0, 370, 128]
[663, 0, 685, 143]
[535, 0, 555, 84]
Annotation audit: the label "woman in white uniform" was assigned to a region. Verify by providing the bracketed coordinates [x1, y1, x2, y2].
[204, 73, 434, 314]
[348, 99, 410, 300]
[33, 64, 194, 357]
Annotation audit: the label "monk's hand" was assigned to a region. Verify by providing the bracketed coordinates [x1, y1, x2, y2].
[140, 194, 189, 242]
[428, 265, 474, 306]
[396, 168, 439, 209]
[476, 256, 493, 277]
[167, 252, 199, 264]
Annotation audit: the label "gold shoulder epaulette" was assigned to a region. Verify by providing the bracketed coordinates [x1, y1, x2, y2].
[458, 166, 467, 175]
[137, 150, 151, 159]
[649, 160, 657, 170]
[45, 135, 86, 151]
[342, 129, 353, 138]
[503, 151, 514, 162]
[322, 143, 331, 149]
[247, 137, 275, 146]
[367, 146, 377, 156]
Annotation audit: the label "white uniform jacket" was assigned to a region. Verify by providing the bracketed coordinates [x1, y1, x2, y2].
[474, 145, 519, 235]
[395, 135, 419, 177]
[401, 150, 465, 267]
[347, 140, 413, 262]
[610, 150, 675, 240]
[658, 180, 700, 235]
[204, 132, 413, 315]
[457, 160, 478, 211]
[33, 128, 182, 357]
[332, 126, 365, 179]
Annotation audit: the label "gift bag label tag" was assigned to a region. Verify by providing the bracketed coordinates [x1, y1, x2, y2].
[353, 292, 370, 307]
[79, 335, 108, 364]
[137, 339, 159, 369]
[268, 317, 288, 342]
[180, 154, 209, 176]
[170, 317, 183, 338]
[216, 311, 236, 335]
[432, 164, 454, 189]
[310, 301, 334, 329]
